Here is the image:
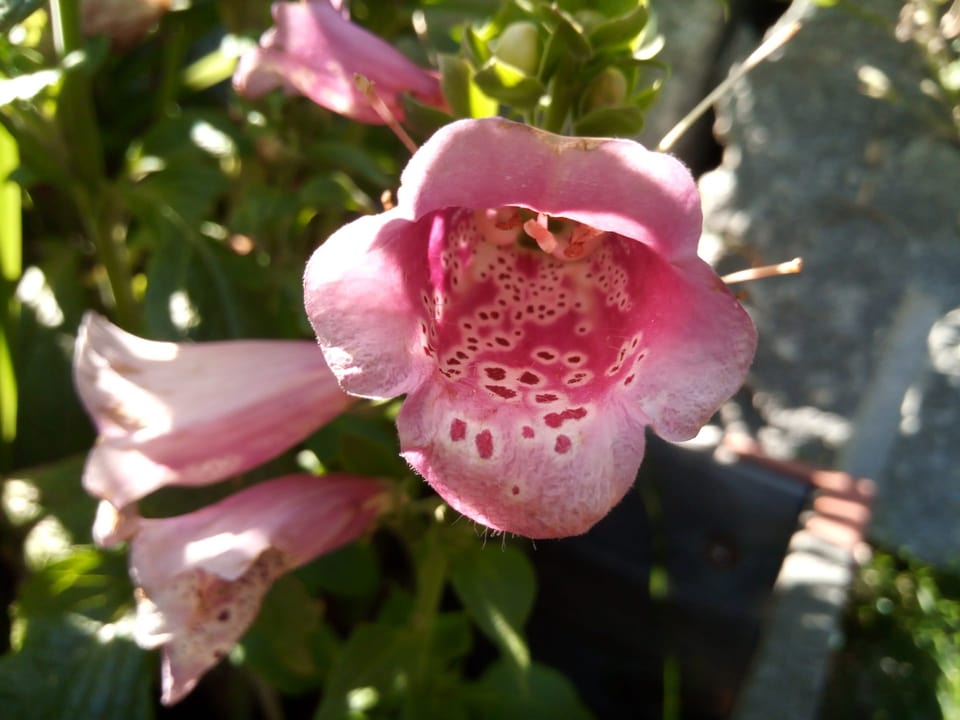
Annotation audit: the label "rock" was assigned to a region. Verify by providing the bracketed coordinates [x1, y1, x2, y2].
[699, 0, 960, 565]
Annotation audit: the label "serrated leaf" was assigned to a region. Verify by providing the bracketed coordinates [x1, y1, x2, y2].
[467, 660, 594, 720]
[0, 614, 153, 720]
[450, 545, 535, 669]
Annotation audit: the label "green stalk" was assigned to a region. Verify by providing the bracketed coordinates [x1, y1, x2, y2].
[49, 0, 139, 330]
[404, 527, 448, 717]
[0, 123, 20, 471]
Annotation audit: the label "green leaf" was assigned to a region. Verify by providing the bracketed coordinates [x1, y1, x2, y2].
[0, 613, 153, 720]
[586, 5, 649, 50]
[297, 541, 381, 599]
[399, 93, 456, 140]
[450, 544, 535, 669]
[0, 120, 20, 467]
[314, 623, 418, 720]
[439, 54, 499, 119]
[573, 104, 646, 136]
[0, 0, 42, 33]
[467, 660, 594, 720]
[240, 574, 339, 693]
[473, 57, 545, 109]
[4, 454, 94, 544]
[538, 7, 592, 78]
[15, 545, 134, 623]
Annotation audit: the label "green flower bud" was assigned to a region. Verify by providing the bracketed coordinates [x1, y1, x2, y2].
[493, 21, 541, 76]
[582, 68, 629, 112]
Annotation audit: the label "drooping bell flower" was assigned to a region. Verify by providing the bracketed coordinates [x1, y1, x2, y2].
[73, 313, 389, 703]
[232, 1, 444, 124]
[304, 117, 757, 539]
[128, 473, 390, 705]
[73, 312, 355, 512]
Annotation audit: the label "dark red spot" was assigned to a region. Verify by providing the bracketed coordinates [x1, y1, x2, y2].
[544, 407, 588, 428]
[476, 430, 494, 459]
[456, 351, 469, 360]
[446, 358, 461, 365]
[566, 355, 582, 364]
[484, 367, 507, 381]
[486, 385, 517, 399]
[522, 426, 535, 438]
[536, 351, 555, 361]
[217, 609, 231, 622]
[511, 485, 520, 495]
[495, 336, 510, 347]
[450, 419, 467, 441]
[624, 374, 635, 386]
[554, 435, 572, 454]
[518, 371, 540, 385]
[535, 393, 558, 404]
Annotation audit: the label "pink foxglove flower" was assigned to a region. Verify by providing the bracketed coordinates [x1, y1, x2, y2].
[233, 1, 444, 124]
[128, 472, 389, 704]
[304, 117, 757, 539]
[73, 314, 389, 703]
[73, 312, 354, 512]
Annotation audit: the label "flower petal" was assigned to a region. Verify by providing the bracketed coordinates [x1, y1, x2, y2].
[128, 473, 388, 705]
[74, 313, 353, 507]
[399, 381, 646, 538]
[623, 259, 757, 440]
[397, 118, 703, 261]
[304, 211, 435, 398]
[232, 1, 442, 123]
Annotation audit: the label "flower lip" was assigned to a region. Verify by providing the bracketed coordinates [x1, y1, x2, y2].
[396, 118, 703, 262]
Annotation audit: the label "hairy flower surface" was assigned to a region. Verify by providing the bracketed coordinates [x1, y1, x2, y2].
[304, 117, 757, 538]
[74, 312, 354, 511]
[232, 0, 443, 123]
[129, 473, 388, 705]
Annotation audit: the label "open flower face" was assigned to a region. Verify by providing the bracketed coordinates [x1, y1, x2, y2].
[304, 118, 757, 539]
[232, 0, 443, 124]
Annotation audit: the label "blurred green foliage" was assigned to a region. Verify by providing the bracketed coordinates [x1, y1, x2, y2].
[822, 549, 960, 720]
[1, 1, 959, 719]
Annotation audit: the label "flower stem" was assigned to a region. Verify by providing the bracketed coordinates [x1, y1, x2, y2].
[405, 526, 448, 713]
[49, 0, 139, 330]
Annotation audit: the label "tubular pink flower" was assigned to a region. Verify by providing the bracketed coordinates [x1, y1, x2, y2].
[232, 1, 444, 124]
[73, 312, 354, 509]
[128, 473, 389, 705]
[304, 117, 757, 539]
